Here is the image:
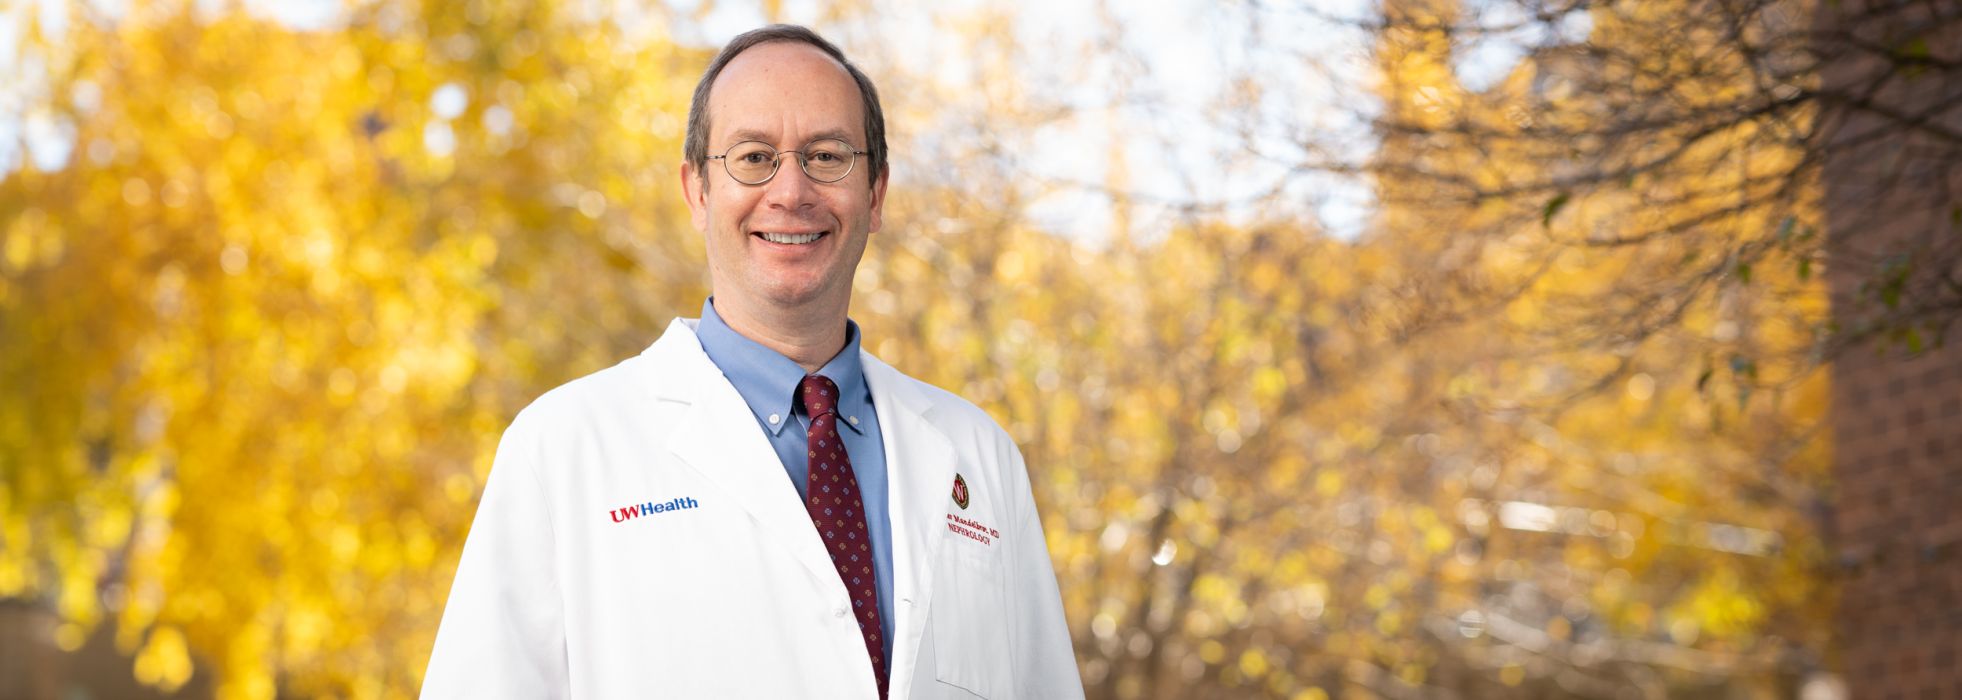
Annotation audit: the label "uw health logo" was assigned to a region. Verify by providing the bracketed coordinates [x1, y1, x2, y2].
[951, 474, 970, 510]
[608, 496, 701, 523]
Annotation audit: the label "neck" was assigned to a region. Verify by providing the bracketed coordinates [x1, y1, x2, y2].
[711, 294, 849, 373]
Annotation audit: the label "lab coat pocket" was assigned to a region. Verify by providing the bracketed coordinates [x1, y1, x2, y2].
[932, 544, 1012, 698]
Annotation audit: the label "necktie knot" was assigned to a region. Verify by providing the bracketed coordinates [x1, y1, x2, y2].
[797, 374, 840, 418]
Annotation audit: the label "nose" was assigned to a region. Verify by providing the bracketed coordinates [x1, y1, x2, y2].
[759, 154, 820, 211]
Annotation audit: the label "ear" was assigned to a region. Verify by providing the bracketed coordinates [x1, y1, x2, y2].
[867, 165, 890, 234]
[681, 160, 709, 233]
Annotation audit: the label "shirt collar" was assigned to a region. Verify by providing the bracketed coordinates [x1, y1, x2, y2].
[694, 297, 872, 437]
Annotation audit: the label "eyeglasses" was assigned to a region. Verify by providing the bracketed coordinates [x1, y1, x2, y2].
[707, 139, 868, 186]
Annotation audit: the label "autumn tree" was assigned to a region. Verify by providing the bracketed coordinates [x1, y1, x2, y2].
[921, 0, 1852, 695]
[2, 1, 711, 695]
[1333, 0, 1958, 368]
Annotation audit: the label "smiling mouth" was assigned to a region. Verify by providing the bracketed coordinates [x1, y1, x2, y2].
[755, 231, 829, 245]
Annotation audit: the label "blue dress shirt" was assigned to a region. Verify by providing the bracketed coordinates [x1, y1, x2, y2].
[693, 298, 894, 666]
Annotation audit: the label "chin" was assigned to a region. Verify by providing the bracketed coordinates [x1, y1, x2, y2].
[759, 281, 837, 310]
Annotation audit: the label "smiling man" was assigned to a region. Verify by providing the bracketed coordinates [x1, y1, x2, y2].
[420, 25, 1082, 699]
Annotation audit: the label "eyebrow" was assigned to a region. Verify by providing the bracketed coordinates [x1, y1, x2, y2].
[722, 128, 859, 148]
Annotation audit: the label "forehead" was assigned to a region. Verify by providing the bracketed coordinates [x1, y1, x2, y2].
[707, 41, 866, 144]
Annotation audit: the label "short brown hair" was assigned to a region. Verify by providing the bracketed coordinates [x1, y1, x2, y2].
[684, 25, 887, 188]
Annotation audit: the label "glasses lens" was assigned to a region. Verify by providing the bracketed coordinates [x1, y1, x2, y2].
[724, 141, 778, 184]
[800, 139, 855, 182]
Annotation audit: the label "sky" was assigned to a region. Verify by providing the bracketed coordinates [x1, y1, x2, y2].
[0, 0, 1556, 243]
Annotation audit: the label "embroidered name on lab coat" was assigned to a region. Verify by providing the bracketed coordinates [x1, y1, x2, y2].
[608, 497, 701, 523]
[946, 513, 999, 546]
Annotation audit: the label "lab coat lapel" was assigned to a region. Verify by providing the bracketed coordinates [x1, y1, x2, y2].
[862, 354, 957, 700]
[646, 320, 846, 597]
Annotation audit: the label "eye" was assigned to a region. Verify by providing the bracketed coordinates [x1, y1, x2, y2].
[805, 139, 852, 164]
[739, 151, 773, 165]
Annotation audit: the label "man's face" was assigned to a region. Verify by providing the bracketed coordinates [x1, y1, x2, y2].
[682, 42, 887, 319]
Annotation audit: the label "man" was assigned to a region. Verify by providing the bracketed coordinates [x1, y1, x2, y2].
[421, 25, 1082, 699]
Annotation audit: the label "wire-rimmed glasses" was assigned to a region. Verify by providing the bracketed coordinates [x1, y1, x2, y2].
[707, 138, 867, 185]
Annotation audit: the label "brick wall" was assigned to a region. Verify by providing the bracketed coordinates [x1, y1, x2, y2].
[1821, 0, 1962, 696]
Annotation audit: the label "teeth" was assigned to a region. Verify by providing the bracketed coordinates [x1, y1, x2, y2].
[760, 232, 822, 245]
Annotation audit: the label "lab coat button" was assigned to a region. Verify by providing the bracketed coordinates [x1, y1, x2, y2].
[833, 607, 848, 619]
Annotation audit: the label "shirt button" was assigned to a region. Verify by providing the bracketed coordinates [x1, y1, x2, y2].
[847, 415, 860, 425]
[768, 413, 781, 425]
[834, 607, 848, 619]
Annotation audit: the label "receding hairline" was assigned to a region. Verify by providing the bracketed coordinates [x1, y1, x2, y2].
[699, 40, 869, 148]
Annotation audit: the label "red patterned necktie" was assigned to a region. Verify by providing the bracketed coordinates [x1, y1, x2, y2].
[797, 374, 888, 698]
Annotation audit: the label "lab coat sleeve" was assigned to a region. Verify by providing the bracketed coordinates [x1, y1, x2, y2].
[421, 409, 570, 699]
[1002, 441, 1086, 699]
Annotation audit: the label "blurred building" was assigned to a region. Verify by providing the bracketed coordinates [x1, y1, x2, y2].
[1820, 0, 1962, 696]
[0, 600, 212, 700]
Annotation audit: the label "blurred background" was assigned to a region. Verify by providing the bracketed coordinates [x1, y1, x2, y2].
[1, 0, 1957, 697]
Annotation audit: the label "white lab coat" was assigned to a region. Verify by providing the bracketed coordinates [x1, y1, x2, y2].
[422, 319, 1082, 699]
